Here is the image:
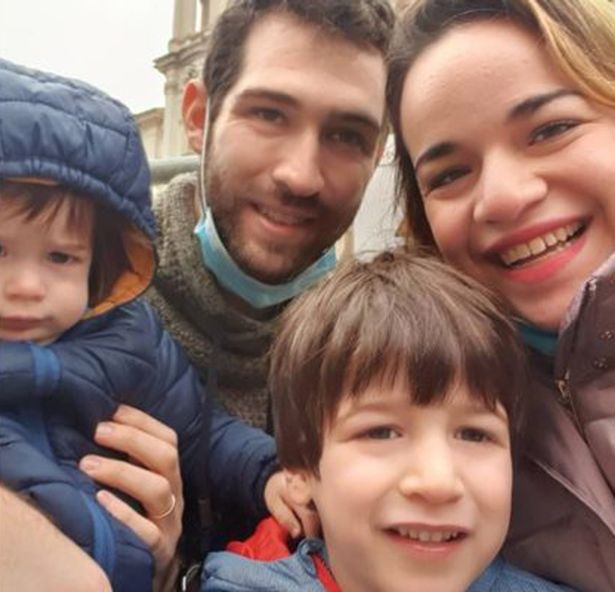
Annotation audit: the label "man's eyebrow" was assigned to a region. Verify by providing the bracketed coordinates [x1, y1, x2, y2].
[326, 111, 382, 136]
[236, 88, 382, 134]
[414, 141, 458, 172]
[508, 88, 580, 121]
[235, 88, 300, 108]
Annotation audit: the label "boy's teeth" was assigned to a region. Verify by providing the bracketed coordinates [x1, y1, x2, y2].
[395, 527, 459, 543]
[499, 222, 583, 267]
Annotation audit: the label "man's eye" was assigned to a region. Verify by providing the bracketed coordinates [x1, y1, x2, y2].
[330, 129, 366, 148]
[530, 120, 578, 144]
[253, 108, 284, 123]
[456, 427, 490, 443]
[48, 251, 73, 264]
[0, 243, 5, 257]
[362, 426, 398, 440]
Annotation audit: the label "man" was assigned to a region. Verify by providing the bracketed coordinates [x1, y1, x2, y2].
[0, 0, 394, 589]
[147, 0, 394, 432]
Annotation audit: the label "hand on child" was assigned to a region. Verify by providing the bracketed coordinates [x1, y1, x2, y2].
[264, 470, 320, 539]
[79, 405, 183, 592]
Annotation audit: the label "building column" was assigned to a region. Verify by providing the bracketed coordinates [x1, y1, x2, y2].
[173, 0, 197, 42]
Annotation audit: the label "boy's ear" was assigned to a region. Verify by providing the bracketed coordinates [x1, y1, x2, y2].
[182, 79, 208, 154]
[284, 469, 315, 506]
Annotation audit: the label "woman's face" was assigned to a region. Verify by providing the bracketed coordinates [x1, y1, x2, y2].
[399, 19, 615, 330]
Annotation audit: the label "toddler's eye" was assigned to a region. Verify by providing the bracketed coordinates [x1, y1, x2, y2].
[48, 251, 73, 264]
[456, 427, 490, 443]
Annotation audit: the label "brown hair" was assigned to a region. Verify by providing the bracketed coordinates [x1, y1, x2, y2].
[0, 180, 131, 307]
[270, 248, 526, 475]
[203, 0, 396, 123]
[386, 0, 615, 247]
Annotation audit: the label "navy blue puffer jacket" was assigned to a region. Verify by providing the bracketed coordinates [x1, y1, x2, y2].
[0, 59, 276, 591]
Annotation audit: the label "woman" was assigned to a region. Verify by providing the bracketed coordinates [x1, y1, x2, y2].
[387, 1, 615, 591]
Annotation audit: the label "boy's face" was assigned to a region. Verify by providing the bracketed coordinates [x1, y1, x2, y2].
[293, 375, 512, 592]
[0, 198, 93, 344]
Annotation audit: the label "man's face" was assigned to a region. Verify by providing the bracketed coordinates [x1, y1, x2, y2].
[202, 12, 386, 284]
[296, 377, 512, 592]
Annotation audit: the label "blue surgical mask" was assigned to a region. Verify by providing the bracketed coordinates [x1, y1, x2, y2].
[194, 208, 336, 309]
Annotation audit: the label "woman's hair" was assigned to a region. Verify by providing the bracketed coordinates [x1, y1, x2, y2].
[387, 0, 615, 247]
[271, 248, 527, 475]
[0, 180, 132, 307]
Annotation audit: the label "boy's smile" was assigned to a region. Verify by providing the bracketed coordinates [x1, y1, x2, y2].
[293, 375, 512, 592]
[0, 198, 92, 345]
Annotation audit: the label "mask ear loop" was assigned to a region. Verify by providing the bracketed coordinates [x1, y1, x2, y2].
[197, 98, 212, 218]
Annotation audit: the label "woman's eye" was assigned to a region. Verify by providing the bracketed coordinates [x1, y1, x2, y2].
[456, 427, 490, 443]
[530, 120, 578, 144]
[426, 166, 470, 192]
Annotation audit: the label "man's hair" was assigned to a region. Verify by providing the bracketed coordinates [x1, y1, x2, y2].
[386, 0, 615, 248]
[0, 180, 131, 307]
[271, 248, 527, 475]
[203, 0, 396, 123]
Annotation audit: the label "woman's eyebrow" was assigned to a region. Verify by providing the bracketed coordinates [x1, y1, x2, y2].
[414, 141, 458, 172]
[507, 88, 580, 121]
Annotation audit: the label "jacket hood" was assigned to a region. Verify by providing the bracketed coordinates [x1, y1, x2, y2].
[0, 58, 155, 315]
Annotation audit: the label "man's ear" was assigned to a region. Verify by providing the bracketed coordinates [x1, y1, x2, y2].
[182, 79, 208, 154]
[284, 469, 315, 507]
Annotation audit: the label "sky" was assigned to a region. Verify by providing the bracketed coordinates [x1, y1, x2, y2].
[0, 0, 175, 114]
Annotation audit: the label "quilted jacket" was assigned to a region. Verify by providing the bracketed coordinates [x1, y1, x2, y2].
[0, 58, 276, 592]
[504, 253, 615, 592]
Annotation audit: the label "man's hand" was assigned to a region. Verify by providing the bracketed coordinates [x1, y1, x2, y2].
[79, 405, 183, 591]
[263, 470, 320, 539]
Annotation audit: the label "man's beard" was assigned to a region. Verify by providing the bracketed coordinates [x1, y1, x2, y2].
[205, 166, 332, 285]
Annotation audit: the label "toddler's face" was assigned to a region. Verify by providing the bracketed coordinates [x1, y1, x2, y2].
[298, 375, 512, 592]
[0, 199, 93, 344]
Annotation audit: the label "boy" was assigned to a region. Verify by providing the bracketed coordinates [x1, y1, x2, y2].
[203, 250, 576, 591]
[0, 58, 287, 592]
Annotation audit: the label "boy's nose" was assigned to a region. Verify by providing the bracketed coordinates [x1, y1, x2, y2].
[398, 442, 464, 505]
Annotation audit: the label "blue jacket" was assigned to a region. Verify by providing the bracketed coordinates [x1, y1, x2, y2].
[0, 58, 277, 591]
[203, 539, 577, 592]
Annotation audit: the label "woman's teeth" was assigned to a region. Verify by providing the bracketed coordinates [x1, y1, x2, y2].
[499, 222, 584, 267]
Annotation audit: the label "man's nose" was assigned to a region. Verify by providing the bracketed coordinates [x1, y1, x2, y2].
[473, 149, 547, 225]
[398, 438, 464, 505]
[272, 130, 326, 198]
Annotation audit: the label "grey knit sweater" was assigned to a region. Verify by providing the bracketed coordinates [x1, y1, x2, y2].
[146, 173, 282, 431]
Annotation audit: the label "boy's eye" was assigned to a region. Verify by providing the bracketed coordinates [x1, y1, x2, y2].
[456, 427, 490, 443]
[362, 426, 399, 440]
[530, 120, 578, 145]
[48, 251, 74, 264]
